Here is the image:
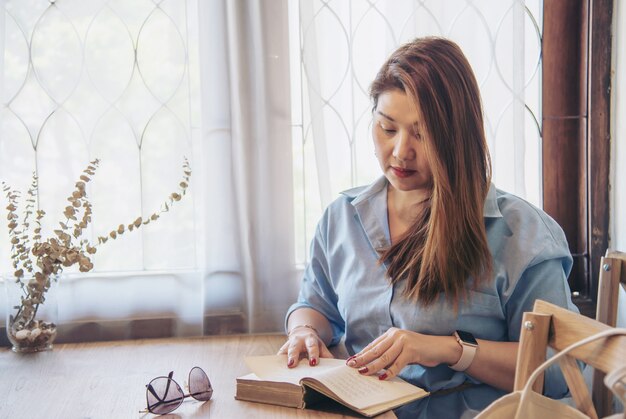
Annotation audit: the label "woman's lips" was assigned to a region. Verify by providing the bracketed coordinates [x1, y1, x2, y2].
[391, 166, 416, 178]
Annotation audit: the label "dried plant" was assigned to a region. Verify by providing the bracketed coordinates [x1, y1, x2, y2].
[2, 158, 191, 350]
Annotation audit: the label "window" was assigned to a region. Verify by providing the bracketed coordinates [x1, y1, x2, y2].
[1, 0, 198, 271]
[5, 1, 601, 342]
[289, 0, 544, 264]
[0, 0, 204, 342]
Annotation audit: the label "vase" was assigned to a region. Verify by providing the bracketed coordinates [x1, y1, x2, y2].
[5, 274, 59, 353]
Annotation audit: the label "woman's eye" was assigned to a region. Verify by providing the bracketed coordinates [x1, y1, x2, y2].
[379, 124, 396, 135]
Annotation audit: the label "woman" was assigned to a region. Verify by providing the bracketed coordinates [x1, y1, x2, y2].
[280, 37, 577, 418]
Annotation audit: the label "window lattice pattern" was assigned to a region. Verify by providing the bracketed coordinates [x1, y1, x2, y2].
[291, 0, 542, 263]
[1, 0, 196, 272]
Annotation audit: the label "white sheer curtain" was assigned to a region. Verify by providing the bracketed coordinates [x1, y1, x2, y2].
[198, 0, 297, 333]
[293, 0, 543, 260]
[0, 0, 297, 346]
[0, 0, 299, 342]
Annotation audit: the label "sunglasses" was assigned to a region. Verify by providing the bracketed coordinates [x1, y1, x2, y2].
[140, 366, 213, 415]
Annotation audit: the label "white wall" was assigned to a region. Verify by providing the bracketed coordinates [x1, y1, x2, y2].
[611, 1, 625, 251]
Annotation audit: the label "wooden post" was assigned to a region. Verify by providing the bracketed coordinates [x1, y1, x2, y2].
[587, 0, 613, 307]
[596, 256, 622, 327]
[560, 354, 598, 419]
[593, 254, 622, 416]
[514, 312, 551, 392]
[542, 0, 590, 311]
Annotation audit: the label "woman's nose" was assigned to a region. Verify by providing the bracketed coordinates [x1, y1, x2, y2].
[392, 132, 415, 161]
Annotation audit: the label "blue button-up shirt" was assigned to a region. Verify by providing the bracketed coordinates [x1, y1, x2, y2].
[287, 176, 577, 418]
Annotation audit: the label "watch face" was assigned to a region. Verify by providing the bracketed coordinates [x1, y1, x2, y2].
[456, 330, 478, 345]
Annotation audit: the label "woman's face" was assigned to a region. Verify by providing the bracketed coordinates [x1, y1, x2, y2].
[372, 89, 433, 195]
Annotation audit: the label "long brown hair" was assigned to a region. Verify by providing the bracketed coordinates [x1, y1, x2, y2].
[371, 37, 493, 306]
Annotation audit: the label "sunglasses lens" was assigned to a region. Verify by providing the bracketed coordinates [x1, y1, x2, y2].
[189, 367, 213, 401]
[146, 377, 184, 415]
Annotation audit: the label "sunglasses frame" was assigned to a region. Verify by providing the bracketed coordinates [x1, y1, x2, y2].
[141, 366, 213, 415]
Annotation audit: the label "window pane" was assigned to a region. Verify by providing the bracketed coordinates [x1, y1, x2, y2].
[0, 0, 197, 275]
[290, 0, 543, 264]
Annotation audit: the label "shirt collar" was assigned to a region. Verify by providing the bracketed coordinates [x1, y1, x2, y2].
[341, 176, 390, 251]
[341, 177, 503, 218]
[341, 176, 387, 205]
[483, 183, 502, 218]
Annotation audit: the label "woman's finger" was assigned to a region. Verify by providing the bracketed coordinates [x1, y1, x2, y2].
[362, 338, 405, 379]
[305, 335, 320, 366]
[287, 338, 307, 367]
[280, 331, 334, 368]
[379, 346, 412, 380]
[352, 333, 394, 368]
[347, 330, 392, 367]
[277, 344, 286, 355]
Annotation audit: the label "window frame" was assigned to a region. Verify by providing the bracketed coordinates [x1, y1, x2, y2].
[542, 0, 613, 317]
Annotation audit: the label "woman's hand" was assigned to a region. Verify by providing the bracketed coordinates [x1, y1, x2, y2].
[277, 325, 334, 368]
[346, 327, 459, 380]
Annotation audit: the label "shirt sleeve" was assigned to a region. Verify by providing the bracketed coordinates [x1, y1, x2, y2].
[285, 214, 346, 346]
[504, 252, 577, 398]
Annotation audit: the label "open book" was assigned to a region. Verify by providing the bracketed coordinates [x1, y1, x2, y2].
[236, 355, 429, 417]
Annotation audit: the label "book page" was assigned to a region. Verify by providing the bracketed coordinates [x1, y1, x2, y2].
[244, 355, 346, 385]
[244, 354, 427, 412]
[305, 364, 428, 411]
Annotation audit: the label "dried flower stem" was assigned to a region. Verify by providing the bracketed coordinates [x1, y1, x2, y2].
[3, 157, 191, 338]
[96, 158, 191, 246]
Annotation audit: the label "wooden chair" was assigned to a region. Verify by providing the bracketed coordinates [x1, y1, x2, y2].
[513, 299, 626, 419]
[595, 250, 626, 416]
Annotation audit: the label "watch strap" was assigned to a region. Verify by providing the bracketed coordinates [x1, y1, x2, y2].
[449, 332, 478, 371]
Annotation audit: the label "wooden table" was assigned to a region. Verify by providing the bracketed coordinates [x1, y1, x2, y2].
[0, 334, 396, 418]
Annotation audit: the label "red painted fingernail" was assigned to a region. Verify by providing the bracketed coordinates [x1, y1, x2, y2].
[358, 367, 368, 374]
[309, 358, 317, 366]
[346, 356, 356, 366]
[379, 373, 388, 381]
[288, 358, 294, 367]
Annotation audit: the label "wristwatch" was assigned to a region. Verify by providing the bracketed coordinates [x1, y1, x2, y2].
[449, 330, 478, 371]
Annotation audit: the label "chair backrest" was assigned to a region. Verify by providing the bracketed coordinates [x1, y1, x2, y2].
[513, 299, 626, 419]
[594, 249, 626, 416]
[597, 250, 626, 327]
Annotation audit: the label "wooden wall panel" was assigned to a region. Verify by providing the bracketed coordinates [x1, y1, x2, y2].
[587, 0, 613, 303]
[542, 0, 590, 306]
[542, 0, 613, 316]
